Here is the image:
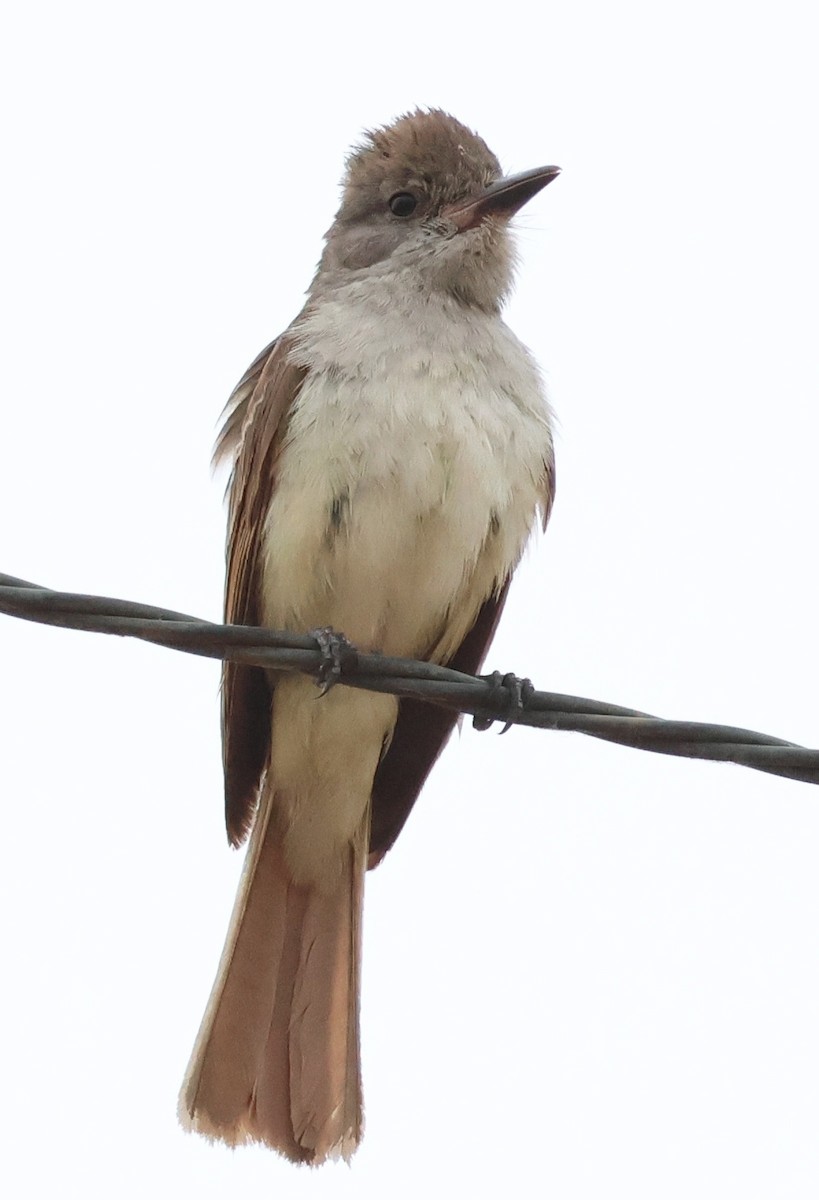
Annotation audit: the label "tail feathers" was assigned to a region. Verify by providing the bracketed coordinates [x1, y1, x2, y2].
[179, 793, 366, 1164]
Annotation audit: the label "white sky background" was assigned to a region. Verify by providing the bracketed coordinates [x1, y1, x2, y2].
[1, 1, 818, 1196]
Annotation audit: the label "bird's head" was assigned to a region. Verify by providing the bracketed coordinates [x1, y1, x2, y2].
[314, 109, 560, 312]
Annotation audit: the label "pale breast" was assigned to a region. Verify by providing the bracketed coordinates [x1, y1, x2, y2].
[260, 277, 554, 658]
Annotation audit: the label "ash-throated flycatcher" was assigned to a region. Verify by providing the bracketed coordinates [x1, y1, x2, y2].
[180, 109, 559, 1164]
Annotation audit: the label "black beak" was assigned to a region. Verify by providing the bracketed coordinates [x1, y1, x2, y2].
[442, 165, 561, 232]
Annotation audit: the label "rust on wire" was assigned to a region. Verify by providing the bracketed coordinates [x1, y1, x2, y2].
[2, 572, 818, 786]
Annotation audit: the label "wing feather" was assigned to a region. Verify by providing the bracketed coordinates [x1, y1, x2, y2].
[368, 439, 556, 865]
[219, 336, 307, 846]
[368, 581, 510, 866]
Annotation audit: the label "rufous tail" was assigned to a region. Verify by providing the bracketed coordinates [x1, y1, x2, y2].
[179, 787, 366, 1164]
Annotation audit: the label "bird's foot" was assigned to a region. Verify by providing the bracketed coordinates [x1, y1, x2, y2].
[473, 671, 534, 734]
[310, 627, 358, 696]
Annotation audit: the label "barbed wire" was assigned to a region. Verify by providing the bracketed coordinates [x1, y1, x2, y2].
[2, 571, 818, 786]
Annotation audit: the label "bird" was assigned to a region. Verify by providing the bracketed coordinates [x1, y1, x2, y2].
[179, 108, 559, 1165]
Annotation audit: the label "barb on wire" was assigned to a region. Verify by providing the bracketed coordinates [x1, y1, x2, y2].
[2, 571, 818, 788]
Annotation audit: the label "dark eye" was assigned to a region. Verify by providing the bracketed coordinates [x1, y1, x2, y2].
[388, 192, 418, 217]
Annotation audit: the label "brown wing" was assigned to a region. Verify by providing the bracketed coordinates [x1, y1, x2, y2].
[219, 336, 307, 847]
[367, 581, 509, 867]
[539, 446, 556, 532]
[368, 444, 556, 867]
[213, 337, 280, 472]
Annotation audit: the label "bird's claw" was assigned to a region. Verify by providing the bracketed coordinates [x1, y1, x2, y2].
[310, 627, 357, 696]
[473, 670, 534, 733]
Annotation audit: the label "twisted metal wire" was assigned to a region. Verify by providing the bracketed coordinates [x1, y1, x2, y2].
[2, 572, 818, 786]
